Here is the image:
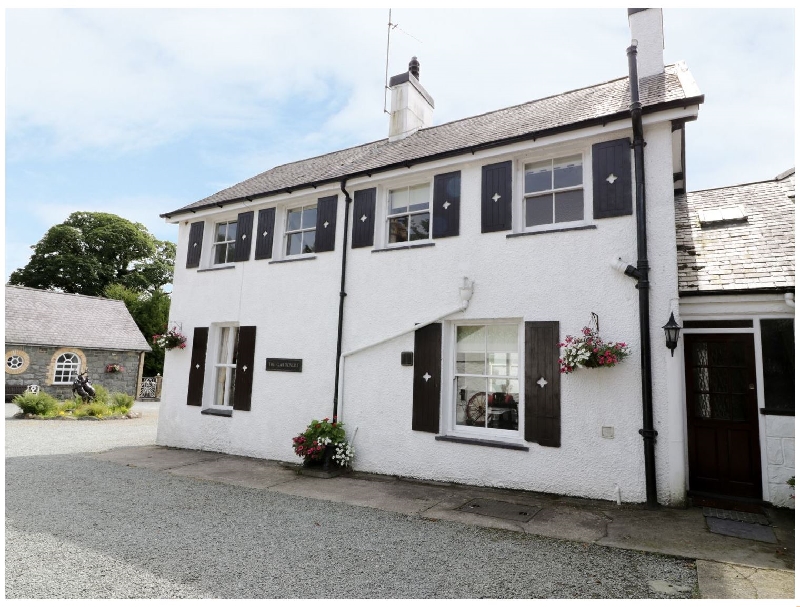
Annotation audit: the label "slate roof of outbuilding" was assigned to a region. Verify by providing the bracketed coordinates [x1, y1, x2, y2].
[674, 169, 795, 294]
[5, 286, 152, 351]
[163, 62, 703, 218]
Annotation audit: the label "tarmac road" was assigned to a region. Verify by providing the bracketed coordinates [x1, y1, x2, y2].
[5, 401, 697, 599]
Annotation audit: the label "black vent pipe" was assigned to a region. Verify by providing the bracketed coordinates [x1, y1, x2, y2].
[332, 179, 352, 419]
[627, 41, 659, 509]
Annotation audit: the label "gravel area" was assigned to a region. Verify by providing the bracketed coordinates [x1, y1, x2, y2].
[5, 402, 159, 458]
[6, 402, 698, 599]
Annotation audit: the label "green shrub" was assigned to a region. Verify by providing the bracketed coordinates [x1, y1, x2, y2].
[13, 391, 61, 416]
[91, 384, 109, 404]
[73, 402, 110, 418]
[109, 393, 134, 414]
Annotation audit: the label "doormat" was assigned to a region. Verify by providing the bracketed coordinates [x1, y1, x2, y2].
[703, 507, 769, 526]
[456, 498, 540, 523]
[706, 517, 777, 544]
[690, 495, 763, 513]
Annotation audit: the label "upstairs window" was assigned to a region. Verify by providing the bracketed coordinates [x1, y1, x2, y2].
[388, 183, 430, 244]
[213, 221, 237, 264]
[285, 204, 317, 255]
[524, 155, 584, 228]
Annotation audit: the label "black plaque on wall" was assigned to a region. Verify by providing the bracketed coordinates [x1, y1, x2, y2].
[266, 358, 303, 372]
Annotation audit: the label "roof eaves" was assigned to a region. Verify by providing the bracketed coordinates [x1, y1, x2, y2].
[163, 93, 704, 219]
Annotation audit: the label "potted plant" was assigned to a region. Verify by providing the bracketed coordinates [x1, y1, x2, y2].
[292, 417, 354, 470]
[153, 327, 187, 351]
[559, 319, 630, 374]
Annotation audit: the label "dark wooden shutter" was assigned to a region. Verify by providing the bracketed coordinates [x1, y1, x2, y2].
[481, 161, 513, 232]
[233, 326, 256, 411]
[315, 195, 338, 253]
[412, 323, 442, 433]
[234, 211, 254, 262]
[187, 327, 208, 406]
[186, 221, 205, 268]
[351, 188, 376, 249]
[254, 208, 276, 260]
[432, 171, 461, 238]
[592, 138, 633, 218]
[524, 321, 560, 447]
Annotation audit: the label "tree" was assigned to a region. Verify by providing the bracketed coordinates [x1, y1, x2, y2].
[8, 212, 174, 296]
[104, 284, 171, 376]
[9, 212, 176, 375]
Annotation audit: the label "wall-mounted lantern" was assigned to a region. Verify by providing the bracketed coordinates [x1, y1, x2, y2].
[662, 312, 682, 357]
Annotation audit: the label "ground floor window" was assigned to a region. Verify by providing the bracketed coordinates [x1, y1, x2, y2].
[213, 326, 239, 407]
[760, 318, 794, 413]
[53, 352, 81, 384]
[454, 323, 520, 433]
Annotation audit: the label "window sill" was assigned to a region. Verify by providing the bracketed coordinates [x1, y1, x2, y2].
[269, 255, 317, 264]
[760, 408, 794, 416]
[198, 265, 236, 273]
[506, 224, 597, 238]
[372, 242, 435, 253]
[200, 408, 233, 417]
[435, 435, 529, 451]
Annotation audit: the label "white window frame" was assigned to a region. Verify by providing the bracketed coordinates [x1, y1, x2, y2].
[521, 152, 586, 232]
[385, 181, 433, 247]
[209, 323, 239, 409]
[212, 219, 238, 265]
[284, 203, 318, 257]
[442, 319, 525, 443]
[53, 352, 81, 385]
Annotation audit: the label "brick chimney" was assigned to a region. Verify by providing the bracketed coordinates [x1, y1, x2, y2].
[387, 57, 435, 141]
[628, 8, 664, 79]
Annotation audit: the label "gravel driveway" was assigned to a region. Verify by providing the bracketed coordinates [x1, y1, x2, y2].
[6, 402, 697, 599]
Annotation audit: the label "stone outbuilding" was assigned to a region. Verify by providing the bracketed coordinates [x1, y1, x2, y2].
[5, 286, 151, 400]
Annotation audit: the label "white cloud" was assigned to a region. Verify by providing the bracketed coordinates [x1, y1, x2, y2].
[5, 9, 794, 194]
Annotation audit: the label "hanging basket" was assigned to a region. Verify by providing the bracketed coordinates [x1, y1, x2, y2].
[559, 313, 631, 374]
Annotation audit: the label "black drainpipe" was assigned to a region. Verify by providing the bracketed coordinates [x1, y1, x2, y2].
[332, 179, 352, 419]
[627, 42, 658, 509]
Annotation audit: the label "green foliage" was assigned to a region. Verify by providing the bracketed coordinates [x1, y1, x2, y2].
[105, 284, 171, 375]
[292, 417, 347, 462]
[13, 391, 61, 416]
[73, 402, 109, 418]
[91, 384, 110, 405]
[8, 211, 174, 296]
[110, 392, 134, 413]
[788, 477, 795, 488]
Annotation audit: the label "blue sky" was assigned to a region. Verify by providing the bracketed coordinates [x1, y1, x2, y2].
[4, 8, 795, 281]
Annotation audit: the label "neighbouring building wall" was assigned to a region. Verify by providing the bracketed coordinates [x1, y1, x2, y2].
[5, 344, 142, 400]
[679, 294, 795, 507]
[766, 415, 795, 508]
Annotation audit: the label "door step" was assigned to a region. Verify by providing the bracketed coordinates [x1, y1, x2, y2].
[702, 507, 769, 526]
[689, 494, 764, 513]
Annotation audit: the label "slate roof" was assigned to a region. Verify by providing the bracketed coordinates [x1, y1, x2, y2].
[164, 62, 703, 218]
[5, 286, 152, 351]
[675, 169, 795, 294]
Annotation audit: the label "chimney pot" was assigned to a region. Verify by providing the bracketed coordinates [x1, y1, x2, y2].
[409, 56, 420, 80]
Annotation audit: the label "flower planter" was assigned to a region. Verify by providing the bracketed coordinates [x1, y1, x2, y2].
[303, 444, 336, 471]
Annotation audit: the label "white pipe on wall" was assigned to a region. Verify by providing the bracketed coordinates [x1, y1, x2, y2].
[337, 278, 474, 423]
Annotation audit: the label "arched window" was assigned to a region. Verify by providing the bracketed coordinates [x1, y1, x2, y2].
[53, 352, 81, 384]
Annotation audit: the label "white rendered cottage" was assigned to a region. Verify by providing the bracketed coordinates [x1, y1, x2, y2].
[159, 9, 709, 506]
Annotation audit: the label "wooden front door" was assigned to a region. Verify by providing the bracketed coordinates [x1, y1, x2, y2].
[684, 333, 762, 500]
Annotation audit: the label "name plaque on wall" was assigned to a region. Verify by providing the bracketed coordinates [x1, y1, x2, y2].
[266, 358, 303, 372]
